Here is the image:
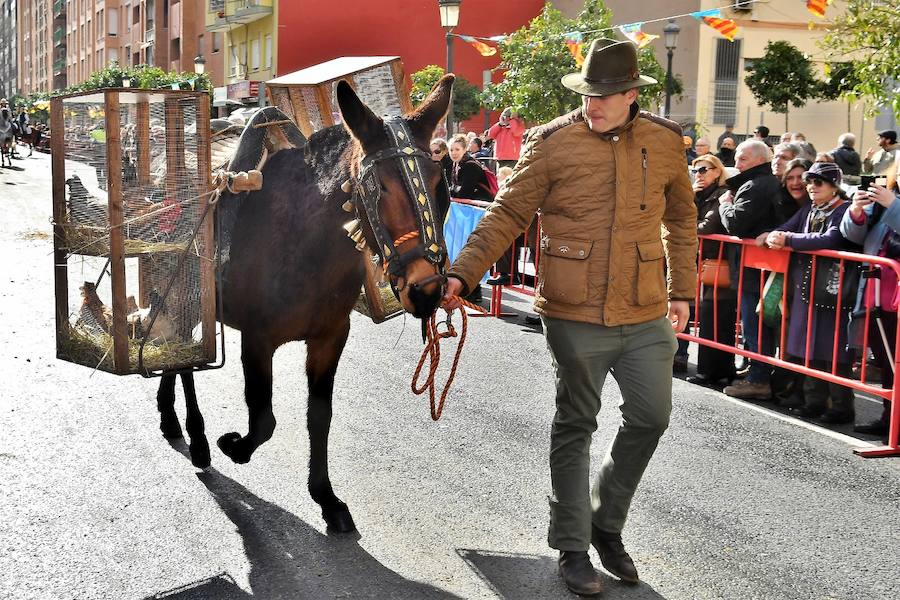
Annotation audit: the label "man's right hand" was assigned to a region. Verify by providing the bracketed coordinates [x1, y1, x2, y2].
[865, 147, 876, 160]
[443, 276, 465, 310]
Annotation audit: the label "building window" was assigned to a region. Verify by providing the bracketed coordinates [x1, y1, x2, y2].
[712, 38, 741, 126]
[251, 38, 260, 71]
[170, 37, 180, 62]
[125, 4, 131, 32]
[108, 8, 117, 36]
[265, 34, 272, 69]
[212, 32, 220, 53]
[132, 4, 139, 25]
[229, 45, 238, 76]
[108, 47, 119, 64]
[239, 41, 247, 75]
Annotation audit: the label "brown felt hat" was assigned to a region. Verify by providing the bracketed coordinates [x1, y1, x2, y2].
[561, 38, 657, 97]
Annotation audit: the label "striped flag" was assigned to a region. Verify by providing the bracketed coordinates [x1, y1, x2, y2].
[691, 9, 739, 41]
[564, 33, 584, 67]
[458, 35, 497, 57]
[619, 23, 660, 49]
[806, 0, 832, 18]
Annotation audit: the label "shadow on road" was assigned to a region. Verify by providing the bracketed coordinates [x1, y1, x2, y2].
[144, 467, 462, 599]
[458, 548, 669, 600]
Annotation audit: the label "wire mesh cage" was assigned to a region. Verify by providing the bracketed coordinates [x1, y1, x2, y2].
[51, 89, 218, 376]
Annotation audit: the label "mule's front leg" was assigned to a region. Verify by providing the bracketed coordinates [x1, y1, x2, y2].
[306, 321, 355, 533]
[180, 373, 211, 469]
[218, 336, 276, 464]
[157, 374, 182, 439]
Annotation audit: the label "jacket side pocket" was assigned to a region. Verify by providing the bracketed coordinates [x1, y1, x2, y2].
[636, 240, 666, 306]
[538, 236, 593, 305]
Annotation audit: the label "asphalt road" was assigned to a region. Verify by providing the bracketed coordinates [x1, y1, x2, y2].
[0, 152, 897, 600]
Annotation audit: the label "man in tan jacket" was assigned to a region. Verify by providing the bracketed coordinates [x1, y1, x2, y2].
[444, 39, 697, 596]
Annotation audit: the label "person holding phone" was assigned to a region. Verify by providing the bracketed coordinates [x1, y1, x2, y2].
[841, 182, 900, 436]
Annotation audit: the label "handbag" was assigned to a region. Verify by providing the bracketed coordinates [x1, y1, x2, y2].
[700, 258, 730, 288]
[757, 271, 786, 327]
[799, 257, 859, 310]
[863, 266, 900, 312]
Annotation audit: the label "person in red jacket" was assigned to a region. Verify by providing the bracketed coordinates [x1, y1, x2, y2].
[485, 107, 525, 168]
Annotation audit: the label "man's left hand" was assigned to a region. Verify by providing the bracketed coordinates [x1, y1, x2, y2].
[667, 300, 690, 333]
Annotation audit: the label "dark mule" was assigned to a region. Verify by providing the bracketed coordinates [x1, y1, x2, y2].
[156, 76, 454, 532]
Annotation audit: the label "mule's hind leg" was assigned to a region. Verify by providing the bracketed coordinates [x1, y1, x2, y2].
[180, 373, 211, 469]
[157, 374, 183, 439]
[218, 335, 276, 464]
[306, 320, 356, 533]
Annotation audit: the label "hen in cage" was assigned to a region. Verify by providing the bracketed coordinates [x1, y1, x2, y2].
[65, 175, 107, 227]
[127, 289, 176, 342]
[76, 282, 138, 335]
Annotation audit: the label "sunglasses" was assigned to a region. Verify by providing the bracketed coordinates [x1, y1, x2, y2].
[805, 178, 827, 187]
[691, 166, 714, 175]
[430, 149, 443, 155]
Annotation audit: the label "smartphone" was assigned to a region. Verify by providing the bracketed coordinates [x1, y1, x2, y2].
[860, 175, 874, 191]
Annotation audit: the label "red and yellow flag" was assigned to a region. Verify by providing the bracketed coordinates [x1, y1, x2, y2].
[807, 0, 833, 18]
[459, 35, 497, 57]
[702, 16, 739, 41]
[565, 36, 584, 67]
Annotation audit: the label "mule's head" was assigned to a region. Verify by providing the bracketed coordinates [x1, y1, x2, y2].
[337, 75, 454, 319]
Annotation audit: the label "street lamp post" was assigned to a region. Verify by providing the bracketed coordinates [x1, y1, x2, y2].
[663, 19, 680, 120]
[438, 0, 461, 135]
[193, 55, 206, 76]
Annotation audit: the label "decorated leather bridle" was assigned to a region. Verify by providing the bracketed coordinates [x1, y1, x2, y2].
[342, 117, 447, 297]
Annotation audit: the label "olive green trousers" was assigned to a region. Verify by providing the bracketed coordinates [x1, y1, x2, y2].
[542, 315, 676, 551]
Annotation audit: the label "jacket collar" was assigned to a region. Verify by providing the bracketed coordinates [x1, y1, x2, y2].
[583, 103, 640, 140]
[725, 162, 773, 190]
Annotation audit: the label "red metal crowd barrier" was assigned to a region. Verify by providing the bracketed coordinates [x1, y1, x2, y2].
[680, 234, 899, 458]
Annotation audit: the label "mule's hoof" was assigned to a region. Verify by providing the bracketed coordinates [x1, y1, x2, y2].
[217, 432, 252, 464]
[324, 505, 357, 533]
[160, 416, 183, 440]
[189, 440, 211, 469]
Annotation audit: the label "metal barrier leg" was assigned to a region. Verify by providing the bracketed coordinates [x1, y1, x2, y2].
[854, 395, 900, 457]
[470, 283, 514, 318]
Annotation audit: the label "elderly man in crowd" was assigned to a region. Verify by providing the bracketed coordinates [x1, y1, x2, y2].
[718, 140, 781, 400]
[831, 133, 862, 177]
[772, 142, 801, 179]
[717, 137, 736, 167]
[864, 130, 899, 176]
[694, 136, 712, 158]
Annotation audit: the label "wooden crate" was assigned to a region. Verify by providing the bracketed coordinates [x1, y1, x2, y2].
[51, 89, 217, 375]
[266, 56, 413, 138]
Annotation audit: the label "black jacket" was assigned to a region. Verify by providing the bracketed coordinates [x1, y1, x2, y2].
[774, 187, 809, 225]
[451, 155, 492, 201]
[716, 148, 735, 167]
[831, 145, 861, 176]
[719, 162, 781, 238]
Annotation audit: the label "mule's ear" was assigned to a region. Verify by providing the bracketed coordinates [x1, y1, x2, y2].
[336, 80, 382, 144]
[408, 74, 455, 142]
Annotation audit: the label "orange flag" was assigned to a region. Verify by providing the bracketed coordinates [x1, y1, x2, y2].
[565, 34, 585, 66]
[806, 0, 832, 18]
[702, 16, 739, 41]
[459, 35, 497, 57]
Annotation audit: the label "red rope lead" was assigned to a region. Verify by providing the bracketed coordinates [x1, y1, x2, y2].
[411, 295, 487, 420]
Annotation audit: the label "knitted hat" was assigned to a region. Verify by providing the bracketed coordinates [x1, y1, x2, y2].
[802, 161, 842, 186]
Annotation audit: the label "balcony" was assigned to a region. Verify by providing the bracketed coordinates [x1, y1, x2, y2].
[207, 0, 273, 32]
[53, 58, 66, 75]
[53, 28, 66, 47]
[53, 0, 66, 18]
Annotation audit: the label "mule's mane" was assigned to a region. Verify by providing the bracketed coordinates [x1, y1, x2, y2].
[304, 124, 354, 200]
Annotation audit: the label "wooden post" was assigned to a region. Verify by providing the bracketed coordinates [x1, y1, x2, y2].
[287, 87, 313, 137]
[196, 94, 217, 362]
[316, 84, 334, 127]
[105, 90, 129, 373]
[136, 95, 152, 308]
[390, 59, 414, 114]
[50, 98, 69, 351]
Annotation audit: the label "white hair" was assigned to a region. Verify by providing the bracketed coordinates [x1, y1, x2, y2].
[736, 140, 772, 162]
[838, 132, 856, 147]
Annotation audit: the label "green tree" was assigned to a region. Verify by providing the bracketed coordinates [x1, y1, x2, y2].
[818, 62, 863, 130]
[57, 62, 211, 95]
[744, 41, 820, 131]
[480, 0, 679, 124]
[410, 65, 481, 122]
[819, 1, 900, 119]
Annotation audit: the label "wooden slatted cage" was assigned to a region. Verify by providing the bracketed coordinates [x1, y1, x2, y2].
[51, 89, 218, 375]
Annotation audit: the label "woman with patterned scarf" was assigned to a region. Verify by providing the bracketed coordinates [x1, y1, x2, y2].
[764, 162, 861, 423]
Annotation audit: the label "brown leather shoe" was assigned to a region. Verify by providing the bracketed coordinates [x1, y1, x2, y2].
[558, 551, 603, 596]
[591, 529, 639, 585]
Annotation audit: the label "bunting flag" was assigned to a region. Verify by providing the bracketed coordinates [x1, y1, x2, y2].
[618, 23, 659, 49]
[459, 35, 497, 57]
[691, 9, 739, 41]
[806, 0, 832, 18]
[564, 32, 584, 66]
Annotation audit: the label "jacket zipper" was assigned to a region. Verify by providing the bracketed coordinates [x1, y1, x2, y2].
[640, 147, 648, 210]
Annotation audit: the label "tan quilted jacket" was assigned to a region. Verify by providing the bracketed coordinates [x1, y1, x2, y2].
[448, 106, 697, 326]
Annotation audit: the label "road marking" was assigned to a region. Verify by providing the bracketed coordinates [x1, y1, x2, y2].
[702, 390, 878, 448]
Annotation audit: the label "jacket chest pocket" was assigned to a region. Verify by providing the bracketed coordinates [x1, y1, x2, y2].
[636, 240, 666, 305]
[538, 236, 593, 305]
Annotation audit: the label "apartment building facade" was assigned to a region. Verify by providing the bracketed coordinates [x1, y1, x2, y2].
[206, 0, 275, 108]
[0, 0, 17, 99]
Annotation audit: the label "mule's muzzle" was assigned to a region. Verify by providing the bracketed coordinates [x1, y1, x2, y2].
[407, 273, 445, 319]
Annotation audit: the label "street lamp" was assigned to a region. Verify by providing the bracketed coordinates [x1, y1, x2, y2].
[663, 19, 680, 119]
[121, 75, 130, 88]
[438, 0, 461, 135]
[193, 55, 206, 75]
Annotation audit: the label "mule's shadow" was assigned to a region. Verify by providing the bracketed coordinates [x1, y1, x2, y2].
[147, 464, 461, 599]
[458, 549, 669, 600]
